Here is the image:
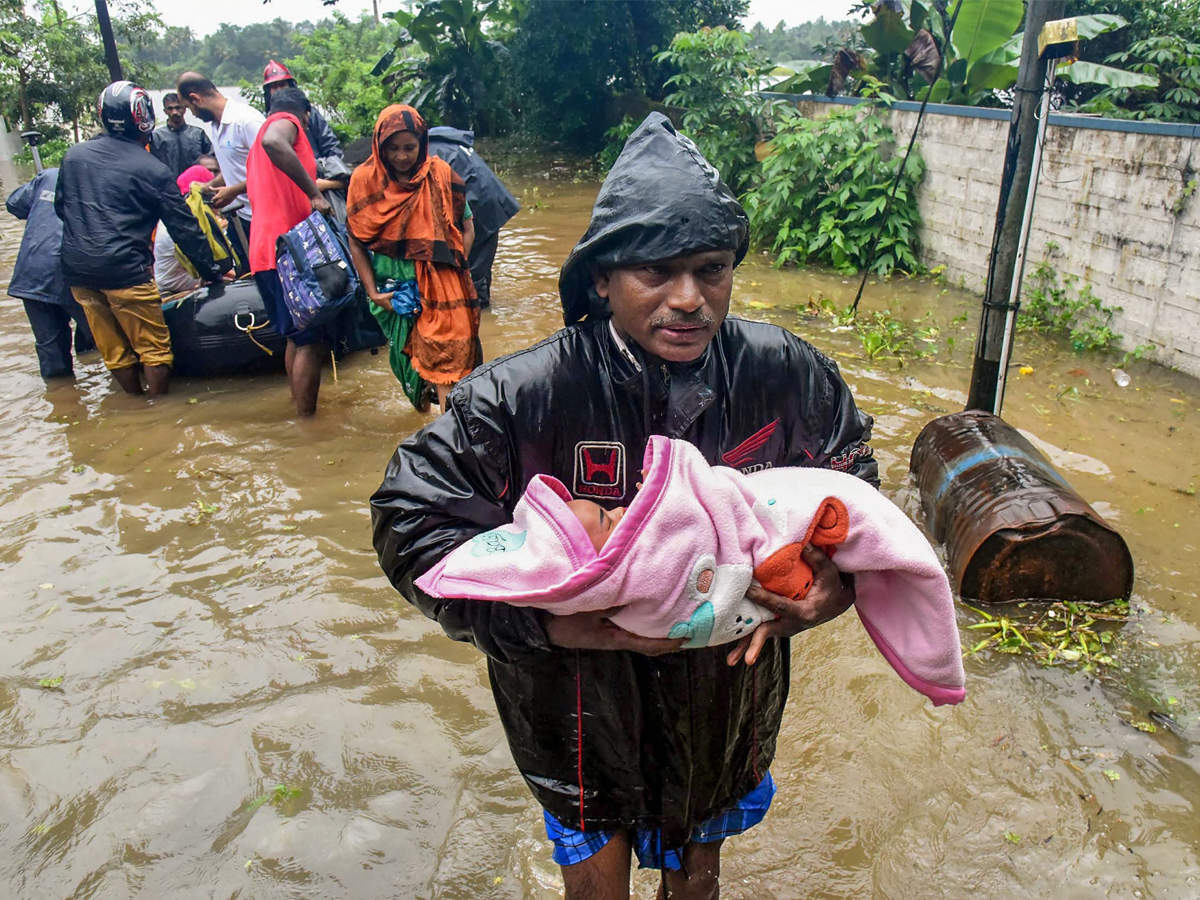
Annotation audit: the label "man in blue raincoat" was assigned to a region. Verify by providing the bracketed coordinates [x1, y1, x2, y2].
[428, 126, 519, 308]
[5, 167, 95, 378]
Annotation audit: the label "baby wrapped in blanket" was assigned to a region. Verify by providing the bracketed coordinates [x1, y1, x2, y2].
[416, 435, 965, 705]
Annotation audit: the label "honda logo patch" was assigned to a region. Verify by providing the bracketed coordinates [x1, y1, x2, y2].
[573, 441, 626, 499]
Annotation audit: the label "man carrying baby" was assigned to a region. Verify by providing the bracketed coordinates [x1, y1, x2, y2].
[370, 112, 878, 898]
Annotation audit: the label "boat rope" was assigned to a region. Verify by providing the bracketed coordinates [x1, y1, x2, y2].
[233, 312, 275, 356]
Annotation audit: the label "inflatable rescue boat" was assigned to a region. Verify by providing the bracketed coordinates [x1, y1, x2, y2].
[162, 279, 386, 377]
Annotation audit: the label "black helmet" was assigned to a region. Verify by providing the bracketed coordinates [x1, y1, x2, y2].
[98, 81, 155, 141]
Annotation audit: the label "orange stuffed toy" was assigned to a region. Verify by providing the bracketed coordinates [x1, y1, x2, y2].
[752, 497, 849, 601]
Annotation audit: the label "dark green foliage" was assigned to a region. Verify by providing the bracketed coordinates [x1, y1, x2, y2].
[656, 27, 775, 192]
[597, 117, 640, 171]
[1072, 0, 1200, 122]
[0, 0, 160, 137]
[743, 106, 924, 275]
[1018, 247, 1123, 353]
[745, 16, 860, 63]
[799, 1, 1151, 111]
[14, 136, 69, 167]
[383, 0, 511, 135]
[126, 24, 201, 74]
[508, 0, 749, 150]
[284, 13, 395, 142]
[127, 19, 308, 86]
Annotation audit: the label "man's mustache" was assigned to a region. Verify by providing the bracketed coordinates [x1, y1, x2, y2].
[650, 312, 714, 329]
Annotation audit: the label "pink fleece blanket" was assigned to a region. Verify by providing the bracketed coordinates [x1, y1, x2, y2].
[416, 436, 965, 705]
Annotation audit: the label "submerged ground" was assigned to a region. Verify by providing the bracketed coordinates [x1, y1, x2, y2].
[0, 152, 1197, 897]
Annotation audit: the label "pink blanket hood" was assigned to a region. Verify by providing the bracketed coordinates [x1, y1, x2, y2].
[416, 435, 965, 705]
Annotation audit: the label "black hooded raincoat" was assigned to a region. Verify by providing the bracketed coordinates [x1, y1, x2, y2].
[371, 114, 878, 842]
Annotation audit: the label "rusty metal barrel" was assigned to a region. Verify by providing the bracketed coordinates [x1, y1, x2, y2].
[909, 410, 1133, 604]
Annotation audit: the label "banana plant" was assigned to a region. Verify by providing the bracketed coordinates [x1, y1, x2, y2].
[377, 0, 508, 132]
[783, 0, 1155, 103]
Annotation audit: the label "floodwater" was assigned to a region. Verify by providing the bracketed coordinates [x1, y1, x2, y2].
[1, 154, 1198, 899]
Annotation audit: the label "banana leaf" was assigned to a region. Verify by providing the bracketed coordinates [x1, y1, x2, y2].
[951, 0, 1024, 64]
[1058, 60, 1157, 89]
[1072, 14, 1129, 41]
[862, 4, 917, 55]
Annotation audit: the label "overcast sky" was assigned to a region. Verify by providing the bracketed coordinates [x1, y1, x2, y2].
[129, 0, 857, 38]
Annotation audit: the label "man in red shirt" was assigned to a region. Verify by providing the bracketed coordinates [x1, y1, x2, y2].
[245, 87, 334, 416]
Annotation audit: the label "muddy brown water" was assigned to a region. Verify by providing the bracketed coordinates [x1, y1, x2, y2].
[1, 157, 1198, 899]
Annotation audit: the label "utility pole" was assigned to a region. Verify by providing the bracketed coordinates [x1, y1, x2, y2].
[966, 0, 1065, 413]
[95, 0, 123, 82]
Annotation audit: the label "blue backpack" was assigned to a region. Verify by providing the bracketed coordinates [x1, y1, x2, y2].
[276, 212, 360, 330]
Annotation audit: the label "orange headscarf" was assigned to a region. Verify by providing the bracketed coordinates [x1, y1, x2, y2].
[347, 104, 469, 268]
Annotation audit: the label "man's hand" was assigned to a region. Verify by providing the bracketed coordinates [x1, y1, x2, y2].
[544, 607, 686, 656]
[310, 192, 333, 216]
[209, 185, 242, 209]
[726, 543, 854, 667]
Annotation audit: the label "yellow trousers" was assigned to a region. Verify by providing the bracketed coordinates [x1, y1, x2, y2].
[70, 281, 172, 370]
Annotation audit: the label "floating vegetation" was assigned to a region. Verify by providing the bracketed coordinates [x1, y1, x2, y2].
[961, 598, 1132, 671]
[186, 499, 220, 526]
[803, 295, 941, 363]
[244, 783, 305, 816]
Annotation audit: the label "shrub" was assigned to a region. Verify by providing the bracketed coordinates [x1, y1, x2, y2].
[743, 105, 923, 275]
[14, 137, 70, 168]
[656, 27, 775, 193]
[1018, 250, 1123, 353]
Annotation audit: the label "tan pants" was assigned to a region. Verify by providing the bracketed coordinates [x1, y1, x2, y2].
[70, 282, 172, 370]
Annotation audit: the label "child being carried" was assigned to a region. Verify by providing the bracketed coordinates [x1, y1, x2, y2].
[416, 435, 965, 705]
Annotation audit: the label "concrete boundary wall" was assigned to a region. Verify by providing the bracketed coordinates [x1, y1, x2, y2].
[765, 94, 1200, 378]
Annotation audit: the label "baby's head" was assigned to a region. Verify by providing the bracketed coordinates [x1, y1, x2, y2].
[566, 498, 627, 552]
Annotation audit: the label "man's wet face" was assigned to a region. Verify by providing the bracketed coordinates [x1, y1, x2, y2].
[164, 100, 186, 127]
[594, 249, 735, 363]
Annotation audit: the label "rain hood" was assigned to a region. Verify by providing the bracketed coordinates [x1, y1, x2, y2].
[558, 112, 750, 325]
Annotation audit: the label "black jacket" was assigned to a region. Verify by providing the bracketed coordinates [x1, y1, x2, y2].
[305, 107, 343, 161]
[149, 123, 213, 177]
[370, 316, 877, 839]
[55, 134, 223, 290]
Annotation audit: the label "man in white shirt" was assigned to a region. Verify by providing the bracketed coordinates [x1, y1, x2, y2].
[176, 72, 265, 274]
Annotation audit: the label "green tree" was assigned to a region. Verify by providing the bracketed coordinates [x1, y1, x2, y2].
[1071, 0, 1200, 122]
[508, 0, 749, 149]
[284, 12, 396, 141]
[747, 16, 859, 64]
[656, 27, 774, 192]
[777, 0, 1152, 105]
[0, 0, 161, 139]
[743, 105, 925, 275]
[126, 18, 310, 86]
[382, 0, 509, 134]
[127, 24, 201, 74]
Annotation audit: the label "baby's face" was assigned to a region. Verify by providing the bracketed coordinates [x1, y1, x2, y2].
[566, 499, 627, 552]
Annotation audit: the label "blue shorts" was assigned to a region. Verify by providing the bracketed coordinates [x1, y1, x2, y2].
[543, 772, 775, 871]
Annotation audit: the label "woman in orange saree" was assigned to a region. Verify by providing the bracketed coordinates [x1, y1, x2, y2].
[346, 104, 480, 409]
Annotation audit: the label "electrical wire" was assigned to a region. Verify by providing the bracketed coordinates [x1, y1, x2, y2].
[849, 0, 966, 314]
